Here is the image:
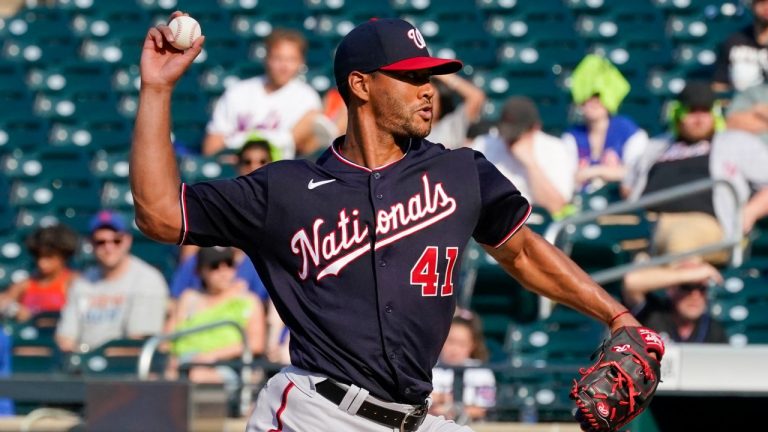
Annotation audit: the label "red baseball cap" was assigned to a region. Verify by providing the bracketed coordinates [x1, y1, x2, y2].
[334, 18, 463, 97]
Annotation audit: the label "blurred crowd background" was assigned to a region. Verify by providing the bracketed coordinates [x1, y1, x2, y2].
[2, 0, 768, 427]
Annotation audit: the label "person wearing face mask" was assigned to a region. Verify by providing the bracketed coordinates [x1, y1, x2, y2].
[624, 81, 768, 258]
[55, 211, 169, 353]
[713, 0, 768, 92]
[202, 29, 334, 159]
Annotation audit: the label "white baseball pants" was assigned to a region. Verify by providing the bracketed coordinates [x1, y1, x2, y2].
[246, 366, 475, 432]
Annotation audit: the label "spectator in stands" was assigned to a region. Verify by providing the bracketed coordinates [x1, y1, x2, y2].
[473, 96, 576, 216]
[725, 81, 768, 145]
[713, 0, 768, 92]
[173, 137, 272, 298]
[202, 29, 335, 159]
[0, 225, 78, 322]
[55, 211, 169, 353]
[563, 54, 648, 190]
[623, 258, 727, 344]
[165, 247, 265, 383]
[426, 74, 486, 149]
[624, 81, 768, 253]
[431, 310, 496, 423]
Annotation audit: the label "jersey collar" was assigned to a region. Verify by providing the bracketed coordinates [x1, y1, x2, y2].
[322, 136, 412, 173]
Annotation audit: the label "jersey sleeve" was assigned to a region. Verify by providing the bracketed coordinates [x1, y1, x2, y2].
[179, 168, 269, 249]
[472, 151, 532, 247]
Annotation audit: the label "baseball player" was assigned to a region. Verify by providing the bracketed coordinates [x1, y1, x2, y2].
[133, 13, 662, 432]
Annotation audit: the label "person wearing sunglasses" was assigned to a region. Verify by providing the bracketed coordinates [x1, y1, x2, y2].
[623, 257, 728, 344]
[55, 210, 169, 353]
[165, 246, 265, 384]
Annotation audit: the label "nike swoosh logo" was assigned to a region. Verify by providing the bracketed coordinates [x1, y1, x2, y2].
[308, 178, 336, 190]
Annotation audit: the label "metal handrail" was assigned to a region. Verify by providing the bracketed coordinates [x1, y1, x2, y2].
[541, 178, 745, 316]
[137, 320, 253, 416]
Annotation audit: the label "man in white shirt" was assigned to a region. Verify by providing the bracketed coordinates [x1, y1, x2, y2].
[472, 97, 577, 215]
[202, 29, 327, 159]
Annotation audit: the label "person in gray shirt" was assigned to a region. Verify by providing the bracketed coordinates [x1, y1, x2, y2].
[56, 210, 169, 353]
[726, 83, 768, 145]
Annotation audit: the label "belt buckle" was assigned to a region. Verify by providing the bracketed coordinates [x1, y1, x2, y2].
[399, 404, 427, 432]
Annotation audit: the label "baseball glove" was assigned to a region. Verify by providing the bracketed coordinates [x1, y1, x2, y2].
[570, 326, 665, 432]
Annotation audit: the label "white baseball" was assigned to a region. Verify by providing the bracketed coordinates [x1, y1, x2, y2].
[167, 16, 202, 51]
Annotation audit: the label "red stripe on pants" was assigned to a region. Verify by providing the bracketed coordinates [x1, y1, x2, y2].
[267, 382, 295, 432]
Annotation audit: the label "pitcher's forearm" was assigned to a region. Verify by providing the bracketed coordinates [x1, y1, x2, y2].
[130, 86, 183, 243]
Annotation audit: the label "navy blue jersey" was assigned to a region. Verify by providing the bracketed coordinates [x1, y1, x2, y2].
[179, 138, 530, 404]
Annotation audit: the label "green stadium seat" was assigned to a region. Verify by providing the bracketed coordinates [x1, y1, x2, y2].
[666, 15, 711, 42]
[15, 207, 92, 236]
[506, 319, 604, 365]
[10, 180, 100, 212]
[469, 246, 539, 343]
[179, 155, 237, 183]
[0, 232, 29, 265]
[673, 44, 718, 71]
[67, 338, 148, 376]
[91, 151, 130, 180]
[80, 36, 145, 64]
[711, 267, 768, 304]
[33, 91, 119, 122]
[49, 119, 130, 153]
[565, 0, 606, 12]
[11, 335, 61, 374]
[71, 8, 148, 40]
[198, 35, 248, 67]
[101, 181, 135, 211]
[711, 300, 768, 327]
[390, 0, 433, 13]
[0, 117, 48, 154]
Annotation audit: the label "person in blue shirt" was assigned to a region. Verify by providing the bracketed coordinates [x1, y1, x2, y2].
[563, 55, 649, 190]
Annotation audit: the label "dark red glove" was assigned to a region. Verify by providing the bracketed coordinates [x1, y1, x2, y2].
[570, 326, 664, 432]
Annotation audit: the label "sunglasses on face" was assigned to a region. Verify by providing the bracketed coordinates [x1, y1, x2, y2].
[679, 284, 707, 293]
[205, 259, 234, 270]
[92, 236, 123, 247]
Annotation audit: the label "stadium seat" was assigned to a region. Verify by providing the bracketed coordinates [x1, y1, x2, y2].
[91, 151, 131, 180]
[10, 312, 62, 373]
[15, 207, 92, 237]
[101, 181, 135, 211]
[469, 246, 539, 343]
[71, 8, 148, 40]
[179, 155, 237, 183]
[0, 232, 29, 267]
[67, 338, 148, 376]
[0, 116, 48, 154]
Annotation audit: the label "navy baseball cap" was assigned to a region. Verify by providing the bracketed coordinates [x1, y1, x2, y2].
[334, 18, 463, 97]
[89, 210, 128, 234]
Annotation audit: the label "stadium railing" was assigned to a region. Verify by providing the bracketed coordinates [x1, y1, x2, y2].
[137, 319, 254, 417]
[542, 177, 744, 317]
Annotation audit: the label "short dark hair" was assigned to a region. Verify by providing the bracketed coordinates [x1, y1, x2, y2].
[265, 28, 307, 58]
[238, 139, 273, 162]
[25, 224, 79, 260]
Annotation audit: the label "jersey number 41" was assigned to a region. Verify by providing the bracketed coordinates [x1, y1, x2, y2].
[410, 246, 458, 297]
